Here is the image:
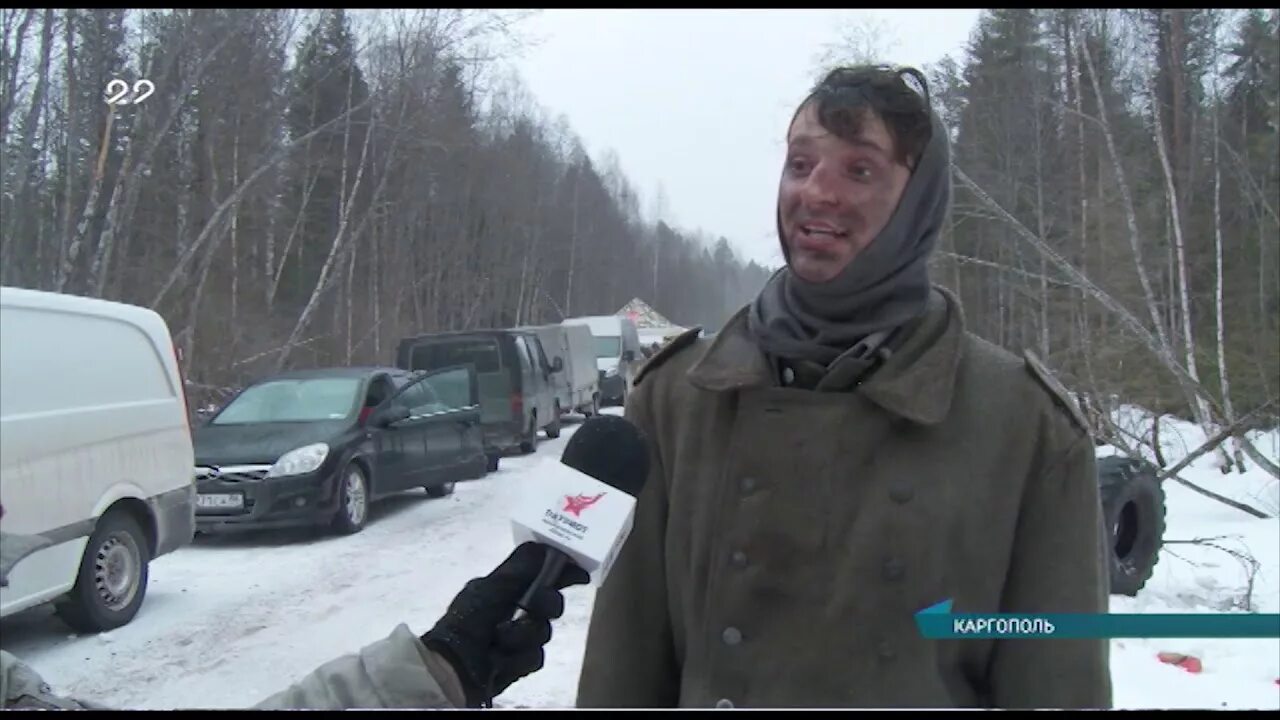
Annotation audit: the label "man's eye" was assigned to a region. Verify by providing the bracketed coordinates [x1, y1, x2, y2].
[849, 165, 874, 179]
[786, 157, 810, 173]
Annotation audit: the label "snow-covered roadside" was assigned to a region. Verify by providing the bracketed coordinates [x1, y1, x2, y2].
[0, 416, 604, 710]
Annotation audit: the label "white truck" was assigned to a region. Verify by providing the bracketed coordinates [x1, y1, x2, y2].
[520, 323, 601, 417]
[562, 315, 643, 407]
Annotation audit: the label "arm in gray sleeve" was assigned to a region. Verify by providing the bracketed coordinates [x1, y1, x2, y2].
[253, 623, 467, 710]
[2, 650, 112, 710]
[5, 625, 464, 711]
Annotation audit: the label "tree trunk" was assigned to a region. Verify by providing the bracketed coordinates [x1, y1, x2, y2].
[0, 9, 37, 141]
[371, 218, 381, 360]
[230, 120, 241, 330]
[1210, 28, 1245, 471]
[183, 222, 228, 381]
[1168, 10, 1188, 219]
[1034, 99, 1050, 358]
[1072, 15, 1090, 361]
[1149, 69, 1211, 430]
[58, 106, 116, 294]
[0, 8, 53, 278]
[1078, 21, 1181, 381]
[345, 240, 356, 363]
[565, 167, 580, 315]
[57, 10, 76, 290]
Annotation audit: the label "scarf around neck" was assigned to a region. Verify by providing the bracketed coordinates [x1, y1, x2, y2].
[747, 110, 952, 367]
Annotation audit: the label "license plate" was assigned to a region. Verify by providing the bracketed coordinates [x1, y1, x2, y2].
[197, 493, 243, 510]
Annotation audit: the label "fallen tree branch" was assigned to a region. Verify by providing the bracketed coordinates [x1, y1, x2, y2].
[1163, 534, 1234, 545]
[1164, 474, 1271, 520]
[1156, 400, 1277, 482]
[1152, 401, 1277, 520]
[1161, 535, 1261, 612]
[231, 334, 328, 369]
[1237, 435, 1280, 480]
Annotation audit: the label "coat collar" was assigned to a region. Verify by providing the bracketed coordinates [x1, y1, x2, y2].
[687, 286, 966, 426]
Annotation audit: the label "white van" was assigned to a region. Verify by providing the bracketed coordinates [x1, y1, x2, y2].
[563, 315, 642, 406]
[0, 287, 196, 632]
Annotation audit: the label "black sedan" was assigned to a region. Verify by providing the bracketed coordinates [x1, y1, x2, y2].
[193, 365, 487, 534]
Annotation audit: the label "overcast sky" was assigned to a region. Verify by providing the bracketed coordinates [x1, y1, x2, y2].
[507, 9, 983, 270]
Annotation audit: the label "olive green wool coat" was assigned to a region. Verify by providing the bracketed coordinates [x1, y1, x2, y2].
[575, 286, 1112, 709]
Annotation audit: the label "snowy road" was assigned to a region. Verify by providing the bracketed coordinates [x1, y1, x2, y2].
[0, 414, 605, 710]
[2, 409, 1277, 709]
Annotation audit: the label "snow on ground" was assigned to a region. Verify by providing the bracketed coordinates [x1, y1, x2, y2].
[1099, 409, 1280, 710]
[0, 412, 612, 710]
[1, 407, 1277, 709]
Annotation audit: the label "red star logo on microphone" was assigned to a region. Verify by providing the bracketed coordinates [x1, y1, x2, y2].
[564, 492, 606, 517]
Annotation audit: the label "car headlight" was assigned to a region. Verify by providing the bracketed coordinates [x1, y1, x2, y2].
[268, 443, 329, 478]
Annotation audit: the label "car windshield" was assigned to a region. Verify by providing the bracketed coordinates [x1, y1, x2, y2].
[592, 336, 620, 359]
[212, 377, 361, 424]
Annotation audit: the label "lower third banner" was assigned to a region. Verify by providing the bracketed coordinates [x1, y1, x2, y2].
[915, 600, 1280, 639]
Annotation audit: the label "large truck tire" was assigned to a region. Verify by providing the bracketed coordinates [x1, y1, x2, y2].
[1097, 455, 1165, 596]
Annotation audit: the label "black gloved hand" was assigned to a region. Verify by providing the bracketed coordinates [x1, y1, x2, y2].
[421, 542, 590, 708]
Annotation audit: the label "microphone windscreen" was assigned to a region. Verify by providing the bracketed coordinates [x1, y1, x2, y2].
[560, 415, 650, 498]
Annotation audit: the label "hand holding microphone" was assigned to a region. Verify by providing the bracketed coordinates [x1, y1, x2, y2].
[420, 542, 589, 708]
[421, 415, 650, 708]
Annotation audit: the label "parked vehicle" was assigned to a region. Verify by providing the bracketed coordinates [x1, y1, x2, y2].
[0, 286, 196, 632]
[563, 315, 643, 406]
[396, 330, 562, 462]
[519, 323, 601, 417]
[193, 366, 485, 535]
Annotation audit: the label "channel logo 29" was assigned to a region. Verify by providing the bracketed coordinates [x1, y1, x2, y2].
[105, 79, 156, 106]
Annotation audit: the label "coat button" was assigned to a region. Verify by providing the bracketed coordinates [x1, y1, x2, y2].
[730, 550, 748, 568]
[715, 698, 735, 709]
[882, 559, 905, 581]
[722, 627, 743, 646]
[889, 483, 914, 504]
[877, 641, 897, 661]
[740, 477, 757, 494]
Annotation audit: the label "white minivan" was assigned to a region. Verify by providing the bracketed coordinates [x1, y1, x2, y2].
[0, 286, 197, 632]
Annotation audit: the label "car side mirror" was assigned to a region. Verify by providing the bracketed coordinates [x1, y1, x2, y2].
[370, 404, 410, 427]
[551, 357, 564, 373]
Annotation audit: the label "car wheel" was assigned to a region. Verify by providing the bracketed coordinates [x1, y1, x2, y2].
[332, 463, 370, 535]
[546, 403, 562, 439]
[486, 453, 501, 472]
[56, 510, 151, 633]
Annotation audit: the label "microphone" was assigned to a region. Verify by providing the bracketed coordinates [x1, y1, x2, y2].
[509, 414, 649, 618]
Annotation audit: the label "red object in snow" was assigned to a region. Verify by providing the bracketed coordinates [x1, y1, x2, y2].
[1156, 652, 1203, 674]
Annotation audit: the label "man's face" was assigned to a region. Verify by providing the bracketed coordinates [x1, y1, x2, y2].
[779, 100, 913, 284]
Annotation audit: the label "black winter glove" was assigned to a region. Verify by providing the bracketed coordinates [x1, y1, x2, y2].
[421, 542, 590, 708]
